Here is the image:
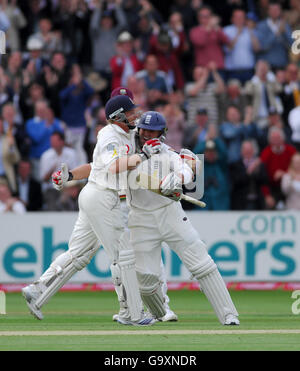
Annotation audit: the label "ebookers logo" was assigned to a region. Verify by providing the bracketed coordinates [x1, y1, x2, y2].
[0, 31, 6, 54]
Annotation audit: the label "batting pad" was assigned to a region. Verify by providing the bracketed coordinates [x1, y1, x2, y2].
[136, 271, 166, 319]
[198, 268, 239, 324]
[119, 249, 144, 322]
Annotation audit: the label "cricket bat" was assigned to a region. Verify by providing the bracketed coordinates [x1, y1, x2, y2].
[136, 173, 206, 208]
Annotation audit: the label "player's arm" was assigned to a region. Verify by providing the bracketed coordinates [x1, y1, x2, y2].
[52, 163, 91, 190]
[109, 139, 162, 174]
[160, 152, 194, 200]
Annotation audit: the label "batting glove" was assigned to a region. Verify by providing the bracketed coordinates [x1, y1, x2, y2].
[141, 138, 162, 159]
[179, 148, 197, 162]
[160, 172, 183, 200]
[52, 163, 71, 191]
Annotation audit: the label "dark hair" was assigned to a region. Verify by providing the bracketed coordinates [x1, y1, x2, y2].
[51, 131, 65, 141]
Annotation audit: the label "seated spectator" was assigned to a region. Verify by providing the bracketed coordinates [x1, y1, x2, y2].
[0, 67, 14, 110]
[127, 76, 148, 111]
[183, 108, 209, 150]
[0, 117, 20, 195]
[5, 52, 23, 90]
[59, 64, 94, 164]
[256, 2, 293, 69]
[31, 18, 63, 59]
[218, 78, 247, 124]
[284, 0, 300, 31]
[260, 107, 291, 149]
[223, 9, 260, 83]
[260, 127, 297, 209]
[229, 140, 268, 210]
[281, 153, 300, 210]
[39, 131, 79, 211]
[26, 101, 64, 181]
[149, 30, 185, 90]
[1, 103, 31, 159]
[220, 105, 260, 164]
[136, 54, 171, 105]
[288, 105, 300, 151]
[280, 63, 300, 125]
[84, 107, 107, 162]
[193, 138, 230, 211]
[19, 82, 46, 121]
[0, 180, 26, 214]
[189, 6, 231, 72]
[245, 60, 282, 129]
[185, 62, 225, 126]
[110, 31, 143, 90]
[52, 180, 82, 212]
[162, 98, 185, 152]
[16, 159, 43, 211]
[2, 0, 27, 51]
[23, 35, 47, 76]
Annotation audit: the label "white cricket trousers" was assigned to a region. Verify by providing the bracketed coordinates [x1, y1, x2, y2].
[128, 201, 206, 276]
[40, 182, 124, 283]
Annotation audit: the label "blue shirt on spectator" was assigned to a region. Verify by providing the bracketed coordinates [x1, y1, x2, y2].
[256, 19, 293, 68]
[223, 26, 257, 70]
[219, 121, 260, 164]
[59, 81, 94, 129]
[26, 118, 64, 159]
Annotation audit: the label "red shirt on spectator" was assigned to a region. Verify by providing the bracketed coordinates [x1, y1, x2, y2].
[189, 26, 230, 69]
[260, 143, 297, 196]
[110, 54, 143, 91]
[149, 34, 185, 90]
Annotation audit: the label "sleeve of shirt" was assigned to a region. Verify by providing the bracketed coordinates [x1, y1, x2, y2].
[99, 140, 122, 168]
[169, 150, 193, 185]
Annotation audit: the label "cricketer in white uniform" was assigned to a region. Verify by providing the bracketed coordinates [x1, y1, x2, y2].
[22, 95, 160, 326]
[126, 111, 239, 325]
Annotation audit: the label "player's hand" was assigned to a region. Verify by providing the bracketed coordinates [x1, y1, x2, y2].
[142, 138, 162, 159]
[180, 148, 197, 162]
[52, 163, 69, 191]
[160, 172, 183, 199]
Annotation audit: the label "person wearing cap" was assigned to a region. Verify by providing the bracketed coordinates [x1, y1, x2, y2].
[223, 9, 260, 83]
[110, 31, 143, 90]
[22, 94, 157, 326]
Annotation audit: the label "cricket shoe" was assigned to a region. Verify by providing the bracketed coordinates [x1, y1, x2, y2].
[22, 284, 44, 320]
[224, 314, 240, 326]
[117, 313, 156, 326]
[161, 308, 178, 322]
[112, 308, 130, 322]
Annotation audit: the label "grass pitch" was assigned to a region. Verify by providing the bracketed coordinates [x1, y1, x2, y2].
[0, 289, 299, 351]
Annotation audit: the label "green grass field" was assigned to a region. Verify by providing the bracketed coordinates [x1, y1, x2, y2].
[0, 289, 300, 351]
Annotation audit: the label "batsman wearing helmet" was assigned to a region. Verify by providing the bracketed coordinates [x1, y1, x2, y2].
[22, 95, 159, 326]
[123, 110, 240, 325]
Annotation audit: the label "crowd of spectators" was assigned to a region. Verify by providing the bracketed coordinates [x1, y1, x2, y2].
[0, 0, 300, 213]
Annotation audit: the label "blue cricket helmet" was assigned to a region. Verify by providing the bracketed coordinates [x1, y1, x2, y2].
[137, 111, 167, 131]
[105, 95, 138, 120]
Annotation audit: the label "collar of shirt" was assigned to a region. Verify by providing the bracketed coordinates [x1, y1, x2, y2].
[110, 123, 132, 139]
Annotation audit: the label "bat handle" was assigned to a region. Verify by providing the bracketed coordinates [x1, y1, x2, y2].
[180, 194, 206, 208]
